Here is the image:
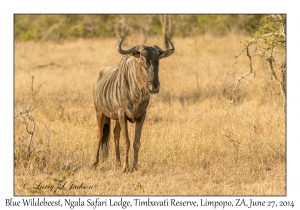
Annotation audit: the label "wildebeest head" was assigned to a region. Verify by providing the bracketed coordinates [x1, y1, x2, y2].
[117, 37, 175, 94]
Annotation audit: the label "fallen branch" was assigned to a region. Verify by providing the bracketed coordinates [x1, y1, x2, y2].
[32, 62, 59, 69]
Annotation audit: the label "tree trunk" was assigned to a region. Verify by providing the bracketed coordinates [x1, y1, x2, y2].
[160, 15, 173, 49]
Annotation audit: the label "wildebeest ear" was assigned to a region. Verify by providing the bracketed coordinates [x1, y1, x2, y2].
[158, 49, 174, 59]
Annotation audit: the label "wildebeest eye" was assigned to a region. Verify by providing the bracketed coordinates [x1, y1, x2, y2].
[133, 52, 140, 58]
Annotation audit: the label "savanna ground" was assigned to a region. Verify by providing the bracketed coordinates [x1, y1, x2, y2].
[14, 34, 286, 195]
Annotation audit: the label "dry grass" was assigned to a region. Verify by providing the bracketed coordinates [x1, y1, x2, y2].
[14, 34, 285, 196]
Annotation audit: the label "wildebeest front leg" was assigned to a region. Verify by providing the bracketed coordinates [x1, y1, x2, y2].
[113, 120, 121, 165]
[118, 110, 130, 172]
[132, 111, 146, 172]
[93, 110, 106, 168]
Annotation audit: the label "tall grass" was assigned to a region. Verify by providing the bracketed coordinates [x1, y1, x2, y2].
[14, 34, 285, 195]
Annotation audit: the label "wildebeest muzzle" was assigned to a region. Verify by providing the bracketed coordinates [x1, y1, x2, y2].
[147, 81, 160, 94]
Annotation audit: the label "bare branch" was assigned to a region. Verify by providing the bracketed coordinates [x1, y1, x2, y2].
[276, 14, 286, 37]
[266, 57, 281, 83]
[246, 46, 255, 77]
[26, 114, 36, 157]
[15, 74, 40, 157]
[17, 107, 36, 157]
[235, 46, 247, 59]
[228, 46, 255, 104]
[228, 14, 286, 112]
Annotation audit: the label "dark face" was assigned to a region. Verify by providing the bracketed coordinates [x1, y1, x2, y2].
[118, 37, 174, 94]
[139, 47, 160, 94]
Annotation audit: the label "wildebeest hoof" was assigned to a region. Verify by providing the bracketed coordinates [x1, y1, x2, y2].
[92, 162, 99, 169]
[122, 165, 129, 173]
[131, 166, 138, 173]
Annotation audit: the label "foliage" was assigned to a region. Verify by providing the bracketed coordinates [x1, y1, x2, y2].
[14, 15, 115, 41]
[229, 14, 286, 112]
[14, 14, 264, 41]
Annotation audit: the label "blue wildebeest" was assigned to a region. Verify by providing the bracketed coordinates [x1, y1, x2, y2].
[93, 37, 175, 172]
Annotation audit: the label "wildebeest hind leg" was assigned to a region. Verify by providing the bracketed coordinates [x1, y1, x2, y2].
[93, 109, 107, 168]
[113, 120, 121, 165]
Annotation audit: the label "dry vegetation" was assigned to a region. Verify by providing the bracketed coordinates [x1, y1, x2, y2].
[14, 34, 285, 196]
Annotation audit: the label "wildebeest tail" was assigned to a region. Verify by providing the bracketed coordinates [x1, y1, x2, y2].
[102, 117, 110, 160]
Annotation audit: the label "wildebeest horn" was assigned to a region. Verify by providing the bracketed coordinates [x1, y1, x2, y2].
[154, 37, 175, 53]
[154, 37, 175, 58]
[166, 37, 175, 52]
[117, 37, 139, 55]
